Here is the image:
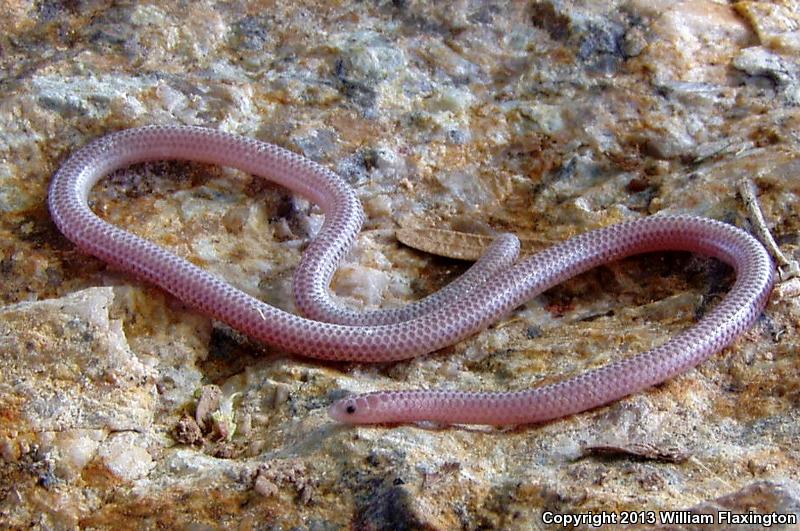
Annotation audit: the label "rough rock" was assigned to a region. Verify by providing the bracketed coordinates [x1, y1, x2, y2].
[1, 0, 798, 528]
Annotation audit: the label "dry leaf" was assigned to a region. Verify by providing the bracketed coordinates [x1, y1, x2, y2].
[396, 227, 552, 260]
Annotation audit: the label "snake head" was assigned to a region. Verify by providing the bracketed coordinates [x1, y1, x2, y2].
[328, 393, 385, 424]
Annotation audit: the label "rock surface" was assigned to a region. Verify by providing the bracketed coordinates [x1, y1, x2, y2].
[1, 0, 798, 529]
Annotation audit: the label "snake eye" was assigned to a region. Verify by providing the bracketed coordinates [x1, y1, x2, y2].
[346, 404, 356, 414]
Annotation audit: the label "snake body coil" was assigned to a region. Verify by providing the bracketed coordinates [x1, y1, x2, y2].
[48, 126, 774, 425]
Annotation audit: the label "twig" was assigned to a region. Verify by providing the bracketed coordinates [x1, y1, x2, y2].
[738, 179, 800, 281]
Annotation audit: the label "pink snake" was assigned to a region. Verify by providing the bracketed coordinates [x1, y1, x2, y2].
[48, 126, 775, 426]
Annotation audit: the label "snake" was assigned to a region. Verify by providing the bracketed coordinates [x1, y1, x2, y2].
[47, 125, 775, 426]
